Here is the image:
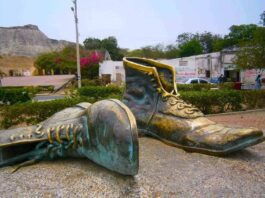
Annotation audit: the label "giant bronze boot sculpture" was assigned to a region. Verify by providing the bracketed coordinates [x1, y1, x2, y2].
[0, 99, 139, 175]
[123, 57, 264, 156]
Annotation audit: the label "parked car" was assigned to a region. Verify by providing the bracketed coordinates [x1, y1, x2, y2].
[185, 78, 212, 84]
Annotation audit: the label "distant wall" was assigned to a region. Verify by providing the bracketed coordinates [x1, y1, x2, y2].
[0, 55, 35, 76]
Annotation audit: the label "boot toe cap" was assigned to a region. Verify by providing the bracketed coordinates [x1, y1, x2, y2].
[186, 125, 264, 154]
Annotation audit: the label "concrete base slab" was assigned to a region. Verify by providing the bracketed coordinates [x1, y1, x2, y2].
[0, 111, 264, 197]
[0, 138, 264, 197]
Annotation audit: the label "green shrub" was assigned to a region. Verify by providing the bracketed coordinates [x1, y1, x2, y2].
[1, 88, 264, 129]
[218, 82, 235, 90]
[177, 82, 238, 92]
[0, 98, 86, 128]
[2, 86, 54, 95]
[180, 90, 243, 114]
[241, 90, 265, 109]
[177, 84, 217, 91]
[81, 64, 99, 79]
[81, 79, 102, 86]
[0, 94, 124, 129]
[0, 88, 31, 104]
[78, 85, 124, 99]
[36, 86, 54, 92]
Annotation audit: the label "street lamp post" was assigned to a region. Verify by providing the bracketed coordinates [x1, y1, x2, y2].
[71, 0, 81, 88]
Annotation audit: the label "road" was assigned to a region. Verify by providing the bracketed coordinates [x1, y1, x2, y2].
[33, 95, 66, 102]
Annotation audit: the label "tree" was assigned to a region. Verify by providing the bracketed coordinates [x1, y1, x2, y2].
[260, 11, 265, 26]
[83, 36, 124, 60]
[83, 38, 101, 50]
[177, 33, 197, 46]
[177, 32, 223, 54]
[234, 27, 265, 70]
[34, 47, 79, 74]
[224, 24, 258, 47]
[101, 36, 123, 60]
[80, 52, 103, 79]
[124, 44, 179, 59]
[34, 52, 58, 72]
[57, 46, 79, 73]
[34, 46, 103, 78]
[199, 32, 223, 53]
[164, 44, 179, 59]
[178, 39, 203, 57]
[212, 37, 226, 51]
[124, 49, 143, 57]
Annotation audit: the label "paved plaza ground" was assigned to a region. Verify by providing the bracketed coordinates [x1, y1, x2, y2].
[0, 110, 264, 197]
[1, 75, 74, 90]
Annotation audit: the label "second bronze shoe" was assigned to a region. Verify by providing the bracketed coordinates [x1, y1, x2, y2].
[0, 99, 139, 175]
[123, 57, 264, 156]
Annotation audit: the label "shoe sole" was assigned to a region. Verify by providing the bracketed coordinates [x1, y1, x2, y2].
[139, 129, 265, 156]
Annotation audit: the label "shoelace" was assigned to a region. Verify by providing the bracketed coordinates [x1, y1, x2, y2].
[158, 89, 200, 114]
[46, 124, 82, 149]
[147, 71, 200, 115]
[10, 124, 83, 172]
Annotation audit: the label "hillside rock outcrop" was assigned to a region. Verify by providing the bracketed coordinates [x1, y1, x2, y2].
[0, 24, 74, 57]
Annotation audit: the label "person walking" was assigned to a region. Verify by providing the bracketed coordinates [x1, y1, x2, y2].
[218, 74, 224, 84]
[255, 74, 262, 90]
[0, 77, 2, 87]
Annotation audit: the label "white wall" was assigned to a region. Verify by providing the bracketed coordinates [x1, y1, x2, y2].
[195, 52, 222, 78]
[241, 69, 264, 84]
[222, 54, 236, 63]
[160, 57, 197, 82]
[99, 60, 125, 82]
[100, 53, 221, 83]
[99, 52, 261, 84]
[160, 52, 222, 82]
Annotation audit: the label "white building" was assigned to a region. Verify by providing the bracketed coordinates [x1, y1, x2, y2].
[99, 50, 262, 84]
[99, 60, 125, 83]
[159, 52, 222, 82]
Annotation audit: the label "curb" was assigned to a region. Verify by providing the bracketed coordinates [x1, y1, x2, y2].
[206, 108, 265, 117]
[36, 93, 66, 96]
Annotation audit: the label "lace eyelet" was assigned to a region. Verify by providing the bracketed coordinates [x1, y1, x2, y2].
[161, 96, 167, 102]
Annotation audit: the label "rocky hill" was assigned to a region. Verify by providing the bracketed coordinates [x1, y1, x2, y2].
[0, 24, 74, 57]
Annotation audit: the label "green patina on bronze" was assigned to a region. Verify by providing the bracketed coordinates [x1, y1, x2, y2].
[0, 99, 139, 175]
[123, 57, 265, 156]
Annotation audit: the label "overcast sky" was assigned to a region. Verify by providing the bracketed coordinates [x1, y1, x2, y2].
[0, 0, 264, 49]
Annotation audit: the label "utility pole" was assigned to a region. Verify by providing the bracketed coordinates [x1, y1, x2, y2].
[71, 0, 81, 88]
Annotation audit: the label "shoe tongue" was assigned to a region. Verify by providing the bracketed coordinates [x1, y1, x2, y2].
[156, 68, 174, 93]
